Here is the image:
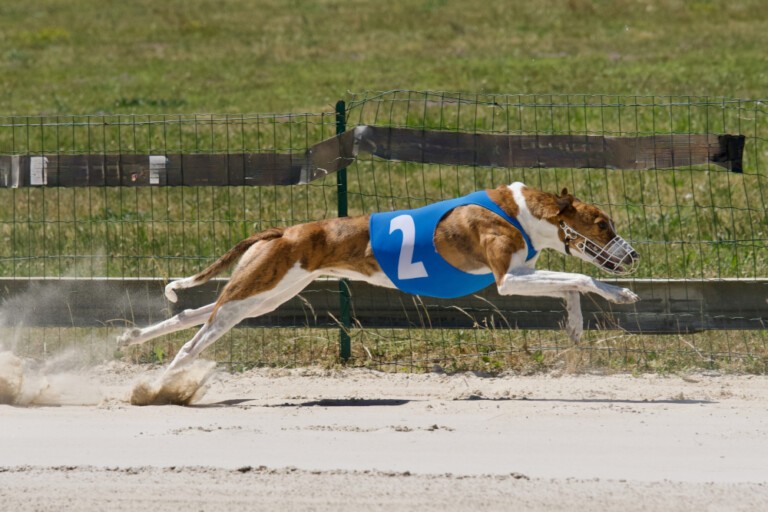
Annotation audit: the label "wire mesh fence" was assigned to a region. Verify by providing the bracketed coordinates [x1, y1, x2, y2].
[345, 91, 766, 280]
[0, 112, 342, 278]
[0, 91, 766, 373]
[340, 91, 767, 372]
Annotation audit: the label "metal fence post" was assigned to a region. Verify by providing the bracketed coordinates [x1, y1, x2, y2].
[335, 100, 352, 361]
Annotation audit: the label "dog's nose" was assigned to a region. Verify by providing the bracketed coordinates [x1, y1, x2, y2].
[630, 250, 639, 261]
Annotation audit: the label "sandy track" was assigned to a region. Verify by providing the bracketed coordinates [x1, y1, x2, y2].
[2, 465, 766, 512]
[2, 362, 768, 511]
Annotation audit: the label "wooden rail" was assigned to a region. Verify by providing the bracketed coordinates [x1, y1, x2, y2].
[0, 129, 745, 188]
[1, 278, 765, 333]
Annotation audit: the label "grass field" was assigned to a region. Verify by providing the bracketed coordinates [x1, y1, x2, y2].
[1, 0, 766, 114]
[0, 0, 766, 373]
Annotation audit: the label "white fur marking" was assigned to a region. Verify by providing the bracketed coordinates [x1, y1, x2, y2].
[509, 182, 561, 253]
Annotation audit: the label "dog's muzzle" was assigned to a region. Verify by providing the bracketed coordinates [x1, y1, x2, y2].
[560, 222, 639, 275]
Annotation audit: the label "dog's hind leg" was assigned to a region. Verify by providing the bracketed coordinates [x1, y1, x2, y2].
[163, 300, 251, 372]
[119, 231, 287, 349]
[164, 266, 318, 372]
[117, 303, 216, 348]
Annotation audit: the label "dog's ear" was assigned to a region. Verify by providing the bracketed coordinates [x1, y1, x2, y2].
[556, 188, 574, 214]
[529, 189, 574, 219]
[526, 188, 576, 219]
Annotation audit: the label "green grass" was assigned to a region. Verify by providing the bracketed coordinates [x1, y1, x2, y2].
[2, 95, 764, 281]
[7, 324, 767, 375]
[1, 0, 766, 115]
[0, 0, 767, 372]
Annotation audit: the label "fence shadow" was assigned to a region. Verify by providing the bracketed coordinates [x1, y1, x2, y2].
[455, 396, 715, 405]
[271, 398, 413, 408]
[193, 396, 714, 408]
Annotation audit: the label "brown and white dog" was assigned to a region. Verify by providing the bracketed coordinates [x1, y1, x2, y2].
[118, 182, 639, 372]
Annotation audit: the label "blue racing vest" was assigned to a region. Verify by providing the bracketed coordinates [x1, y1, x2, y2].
[369, 190, 537, 299]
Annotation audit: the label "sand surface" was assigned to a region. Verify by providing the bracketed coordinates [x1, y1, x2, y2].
[1, 358, 767, 511]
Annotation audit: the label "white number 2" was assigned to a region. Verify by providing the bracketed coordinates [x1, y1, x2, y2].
[389, 214, 428, 280]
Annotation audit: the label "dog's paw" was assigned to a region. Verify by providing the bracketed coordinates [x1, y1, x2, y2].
[594, 281, 640, 304]
[117, 328, 143, 348]
[565, 321, 583, 344]
[612, 287, 640, 304]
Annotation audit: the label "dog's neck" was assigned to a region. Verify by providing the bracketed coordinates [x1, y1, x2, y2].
[507, 182, 565, 255]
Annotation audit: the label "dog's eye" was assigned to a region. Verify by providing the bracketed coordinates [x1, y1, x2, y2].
[597, 220, 608, 230]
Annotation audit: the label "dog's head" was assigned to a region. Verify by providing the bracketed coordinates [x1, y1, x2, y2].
[537, 188, 639, 275]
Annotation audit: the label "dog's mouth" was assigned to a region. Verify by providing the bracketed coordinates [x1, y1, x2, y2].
[561, 222, 639, 275]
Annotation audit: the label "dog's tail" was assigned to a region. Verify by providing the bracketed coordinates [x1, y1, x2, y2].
[164, 228, 284, 303]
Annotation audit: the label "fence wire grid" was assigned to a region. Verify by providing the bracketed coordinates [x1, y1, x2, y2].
[0, 91, 766, 373]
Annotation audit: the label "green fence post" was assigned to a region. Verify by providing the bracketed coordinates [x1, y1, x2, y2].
[335, 100, 352, 361]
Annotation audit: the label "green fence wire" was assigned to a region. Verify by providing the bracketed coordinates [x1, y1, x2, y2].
[0, 91, 766, 373]
[344, 91, 767, 281]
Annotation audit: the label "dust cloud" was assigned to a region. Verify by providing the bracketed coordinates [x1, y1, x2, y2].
[130, 359, 218, 406]
[0, 267, 198, 407]
[0, 350, 101, 406]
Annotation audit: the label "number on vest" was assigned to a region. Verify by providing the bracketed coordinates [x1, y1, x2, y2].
[389, 214, 428, 280]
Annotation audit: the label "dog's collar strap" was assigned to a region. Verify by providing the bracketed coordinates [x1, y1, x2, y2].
[467, 191, 538, 262]
[560, 221, 578, 255]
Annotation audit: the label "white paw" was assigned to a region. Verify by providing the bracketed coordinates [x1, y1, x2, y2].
[613, 287, 640, 304]
[117, 328, 143, 348]
[595, 281, 640, 304]
[565, 321, 583, 344]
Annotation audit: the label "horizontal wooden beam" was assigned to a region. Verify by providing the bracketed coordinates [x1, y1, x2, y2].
[0, 129, 744, 188]
[1, 278, 765, 333]
[355, 127, 744, 173]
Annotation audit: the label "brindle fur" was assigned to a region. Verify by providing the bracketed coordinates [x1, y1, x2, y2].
[118, 183, 639, 375]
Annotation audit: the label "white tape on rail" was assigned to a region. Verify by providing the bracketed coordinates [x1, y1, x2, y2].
[149, 155, 167, 185]
[29, 156, 48, 186]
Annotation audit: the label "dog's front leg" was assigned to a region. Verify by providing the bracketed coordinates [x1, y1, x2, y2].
[561, 290, 583, 343]
[497, 269, 638, 343]
[499, 269, 639, 304]
[495, 272, 583, 342]
[117, 303, 216, 348]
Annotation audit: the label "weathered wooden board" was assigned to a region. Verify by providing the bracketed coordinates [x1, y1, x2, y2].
[0, 129, 744, 188]
[1, 278, 765, 333]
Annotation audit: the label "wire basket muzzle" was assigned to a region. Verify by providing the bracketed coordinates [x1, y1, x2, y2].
[578, 234, 639, 275]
